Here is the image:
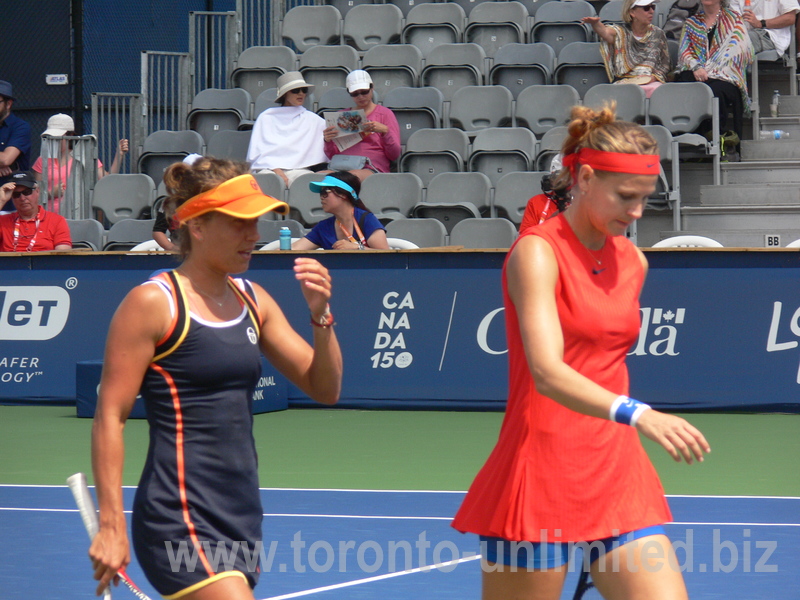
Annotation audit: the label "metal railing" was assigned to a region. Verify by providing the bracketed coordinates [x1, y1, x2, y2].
[141, 50, 192, 136]
[91, 93, 145, 173]
[40, 135, 99, 220]
[189, 11, 239, 95]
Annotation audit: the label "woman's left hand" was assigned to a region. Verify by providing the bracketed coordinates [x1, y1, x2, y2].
[294, 257, 332, 316]
[331, 239, 361, 250]
[693, 67, 709, 82]
[363, 120, 388, 135]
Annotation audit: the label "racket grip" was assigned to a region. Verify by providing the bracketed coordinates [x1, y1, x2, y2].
[67, 473, 113, 600]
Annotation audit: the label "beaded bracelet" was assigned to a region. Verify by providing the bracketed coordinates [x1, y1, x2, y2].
[609, 395, 651, 427]
[310, 304, 334, 328]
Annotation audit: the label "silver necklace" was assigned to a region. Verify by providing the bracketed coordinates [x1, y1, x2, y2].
[181, 272, 230, 307]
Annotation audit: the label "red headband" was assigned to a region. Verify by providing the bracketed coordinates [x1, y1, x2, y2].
[562, 148, 661, 178]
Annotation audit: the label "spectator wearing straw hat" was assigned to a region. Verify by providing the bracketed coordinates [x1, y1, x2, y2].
[246, 71, 329, 188]
[0, 81, 32, 193]
[322, 70, 401, 182]
[0, 170, 71, 251]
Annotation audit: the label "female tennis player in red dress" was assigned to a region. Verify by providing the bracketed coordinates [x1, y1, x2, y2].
[452, 106, 710, 599]
[89, 158, 342, 600]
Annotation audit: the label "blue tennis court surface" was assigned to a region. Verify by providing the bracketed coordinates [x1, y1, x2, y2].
[0, 486, 797, 599]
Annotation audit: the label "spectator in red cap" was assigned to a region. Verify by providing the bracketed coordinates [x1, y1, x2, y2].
[0, 170, 72, 251]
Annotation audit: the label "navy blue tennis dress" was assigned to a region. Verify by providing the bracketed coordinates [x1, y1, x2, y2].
[132, 270, 264, 598]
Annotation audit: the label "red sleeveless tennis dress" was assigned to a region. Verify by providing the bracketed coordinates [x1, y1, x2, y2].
[452, 214, 671, 543]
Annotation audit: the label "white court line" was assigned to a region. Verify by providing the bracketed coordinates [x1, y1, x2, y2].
[438, 291, 458, 372]
[263, 513, 451, 521]
[260, 554, 482, 600]
[670, 521, 800, 527]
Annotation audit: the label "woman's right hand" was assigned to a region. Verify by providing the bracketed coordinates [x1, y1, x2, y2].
[0, 181, 14, 204]
[693, 67, 709, 82]
[89, 521, 130, 596]
[635, 409, 710, 464]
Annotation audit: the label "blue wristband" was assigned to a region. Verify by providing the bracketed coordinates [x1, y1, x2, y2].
[609, 395, 651, 427]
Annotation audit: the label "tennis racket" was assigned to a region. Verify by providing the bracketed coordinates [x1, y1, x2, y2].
[67, 473, 153, 600]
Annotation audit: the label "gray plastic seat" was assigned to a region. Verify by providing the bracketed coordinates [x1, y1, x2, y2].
[325, 0, 374, 18]
[493, 171, 549, 225]
[206, 129, 252, 162]
[515, 85, 580, 136]
[450, 217, 518, 248]
[67, 218, 105, 251]
[363, 45, 425, 97]
[517, 0, 557, 16]
[468, 127, 537, 188]
[489, 43, 556, 98]
[413, 172, 491, 231]
[420, 43, 486, 101]
[187, 88, 253, 144]
[584, 83, 646, 123]
[316, 87, 356, 114]
[553, 42, 608, 99]
[534, 125, 568, 171]
[464, 1, 528, 57]
[383, 87, 445, 145]
[103, 218, 157, 251]
[343, 4, 403, 51]
[282, 5, 343, 53]
[230, 46, 298, 101]
[253, 171, 288, 203]
[642, 124, 681, 231]
[299, 45, 360, 95]
[399, 128, 469, 187]
[286, 172, 329, 226]
[530, 0, 595, 55]
[137, 130, 205, 186]
[451, 0, 495, 16]
[92, 174, 156, 226]
[448, 85, 513, 133]
[402, 3, 467, 57]
[256, 218, 306, 248]
[598, 0, 625, 24]
[360, 172, 424, 223]
[651, 235, 723, 248]
[385, 217, 448, 247]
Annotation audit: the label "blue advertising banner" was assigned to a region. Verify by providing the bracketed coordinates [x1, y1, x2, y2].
[1, 250, 799, 413]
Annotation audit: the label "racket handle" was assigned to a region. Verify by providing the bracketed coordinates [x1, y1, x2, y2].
[67, 473, 113, 600]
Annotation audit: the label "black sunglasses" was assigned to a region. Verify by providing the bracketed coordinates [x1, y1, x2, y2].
[290, 87, 309, 94]
[349, 88, 371, 98]
[12, 188, 34, 199]
[637, 4, 656, 10]
[319, 188, 344, 198]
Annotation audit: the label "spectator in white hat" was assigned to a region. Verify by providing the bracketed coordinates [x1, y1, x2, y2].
[33, 112, 128, 213]
[246, 71, 329, 187]
[322, 70, 401, 182]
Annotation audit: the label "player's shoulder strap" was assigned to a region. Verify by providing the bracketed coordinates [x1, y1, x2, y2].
[151, 269, 191, 363]
[230, 277, 263, 337]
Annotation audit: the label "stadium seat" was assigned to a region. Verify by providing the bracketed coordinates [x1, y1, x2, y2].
[66, 218, 105, 251]
[286, 172, 329, 226]
[402, 3, 467, 57]
[598, 0, 625, 24]
[399, 128, 469, 187]
[448, 85, 513, 133]
[230, 46, 298, 101]
[343, 4, 403, 51]
[325, 0, 374, 18]
[385, 218, 448, 247]
[299, 45, 360, 95]
[253, 171, 288, 204]
[256, 218, 306, 248]
[360, 172, 424, 223]
[534, 125, 568, 171]
[553, 42, 608, 99]
[488, 42, 556, 97]
[316, 87, 357, 115]
[383, 87, 445, 145]
[450, 217, 518, 248]
[92, 174, 156, 226]
[468, 127, 537, 188]
[103, 218, 157, 251]
[530, 0, 595, 55]
[363, 44, 425, 97]
[464, 1, 528, 57]
[516, 0, 557, 16]
[419, 43, 486, 101]
[493, 171, 550, 225]
[137, 129, 205, 186]
[206, 129, 252, 162]
[385, 0, 436, 17]
[451, 0, 495, 16]
[282, 5, 343, 53]
[642, 124, 682, 232]
[386, 237, 420, 249]
[187, 88, 252, 144]
[515, 85, 580, 137]
[651, 235, 723, 248]
[583, 83, 646, 124]
[413, 172, 491, 231]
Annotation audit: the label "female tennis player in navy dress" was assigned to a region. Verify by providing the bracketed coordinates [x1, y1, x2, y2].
[452, 106, 710, 599]
[89, 158, 342, 600]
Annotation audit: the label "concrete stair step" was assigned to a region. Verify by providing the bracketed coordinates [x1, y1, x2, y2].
[680, 204, 800, 232]
[741, 139, 800, 159]
[757, 116, 800, 137]
[697, 182, 800, 205]
[656, 229, 800, 248]
[721, 160, 800, 184]
[775, 95, 800, 115]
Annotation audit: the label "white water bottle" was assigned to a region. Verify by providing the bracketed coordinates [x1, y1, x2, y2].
[760, 129, 790, 140]
[770, 90, 780, 117]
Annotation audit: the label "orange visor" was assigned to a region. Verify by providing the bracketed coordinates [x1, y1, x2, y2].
[174, 174, 289, 225]
[562, 148, 661, 178]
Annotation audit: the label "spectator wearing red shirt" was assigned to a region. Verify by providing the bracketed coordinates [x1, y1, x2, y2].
[0, 170, 71, 251]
